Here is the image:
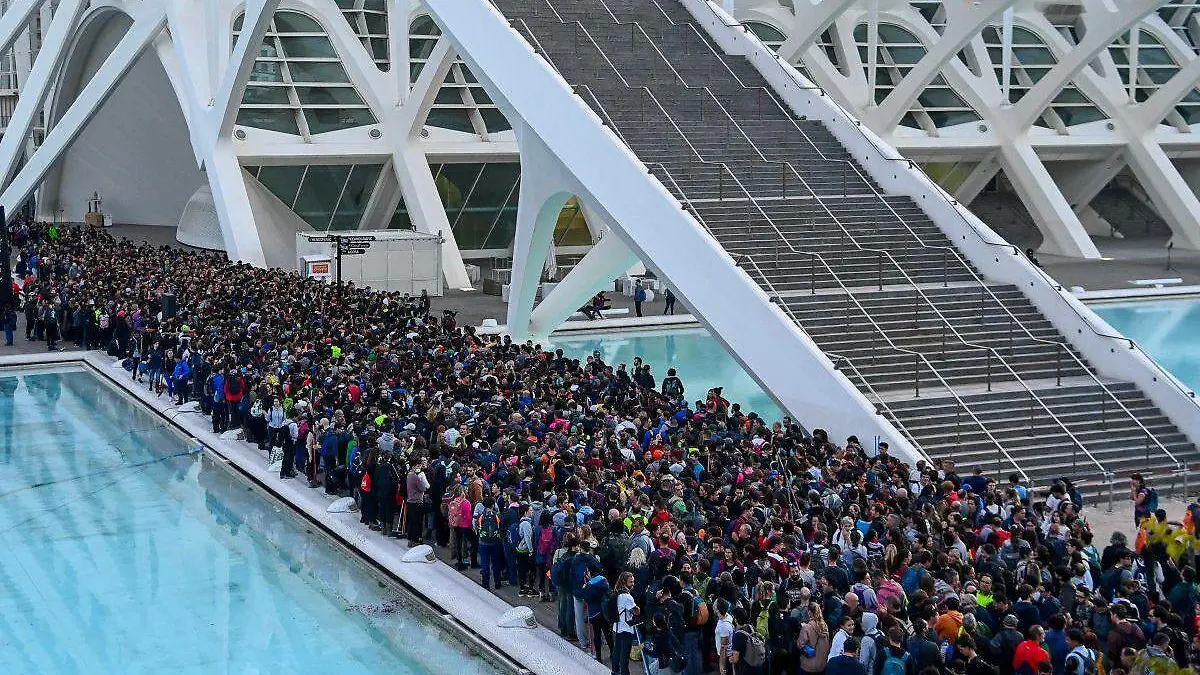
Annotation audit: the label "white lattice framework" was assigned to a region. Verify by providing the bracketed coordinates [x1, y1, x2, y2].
[736, 0, 1200, 258]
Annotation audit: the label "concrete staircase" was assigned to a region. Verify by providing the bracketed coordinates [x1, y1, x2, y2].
[495, 0, 1197, 494]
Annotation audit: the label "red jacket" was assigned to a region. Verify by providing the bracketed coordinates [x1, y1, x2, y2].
[1012, 639, 1049, 675]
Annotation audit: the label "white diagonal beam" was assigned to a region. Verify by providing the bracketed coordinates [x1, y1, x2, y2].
[0, 11, 167, 217]
[1142, 53, 1200, 126]
[527, 229, 639, 340]
[209, 0, 282, 148]
[393, 145, 472, 289]
[769, 0, 857, 62]
[0, 0, 45, 59]
[1010, 0, 1161, 129]
[398, 37, 455, 137]
[868, 0, 1018, 130]
[0, 0, 87, 187]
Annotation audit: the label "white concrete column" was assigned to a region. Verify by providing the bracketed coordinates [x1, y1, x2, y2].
[996, 141, 1101, 258]
[1124, 137, 1200, 250]
[205, 140, 268, 266]
[393, 145, 473, 289]
[954, 154, 1002, 205]
[0, 9, 167, 217]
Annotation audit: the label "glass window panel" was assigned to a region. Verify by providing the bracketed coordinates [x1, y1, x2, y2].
[482, 108, 512, 133]
[234, 14, 244, 32]
[294, 86, 367, 106]
[389, 209, 413, 230]
[426, 108, 476, 133]
[464, 164, 519, 211]
[303, 107, 376, 134]
[877, 24, 918, 44]
[1138, 48, 1176, 67]
[236, 109, 300, 134]
[243, 85, 291, 105]
[436, 164, 484, 221]
[410, 16, 440, 36]
[329, 164, 384, 230]
[926, 110, 980, 127]
[255, 165, 307, 207]
[275, 12, 323, 33]
[365, 14, 387, 34]
[451, 211, 495, 250]
[1056, 106, 1105, 126]
[335, 0, 356, 8]
[279, 36, 337, 58]
[482, 208, 517, 250]
[435, 87, 467, 105]
[554, 198, 592, 246]
[288, 61, 350, 82]
[887, 46, 926, 64]
[471, 86, 493, 105]
[293, 166, 352, 229]
[918, 88, 969, 108]
[899, 112, 921, 129]
[371, 39, 389, 65]
[248, 60, 284, 83]
[410, 37, 438, 62]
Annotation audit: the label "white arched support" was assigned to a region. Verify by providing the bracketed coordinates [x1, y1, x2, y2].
[769, 0, 857, 61]
[0, 8, 168, 219]
[527, 227, 638, 340]
[507, 122, 572, 340]
[0, 0, 88, 188]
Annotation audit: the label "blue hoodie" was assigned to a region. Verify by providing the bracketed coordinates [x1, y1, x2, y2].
[582, 575, 610, 619]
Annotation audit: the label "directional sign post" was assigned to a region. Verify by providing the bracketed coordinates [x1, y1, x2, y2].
[332, 234, 373, 292]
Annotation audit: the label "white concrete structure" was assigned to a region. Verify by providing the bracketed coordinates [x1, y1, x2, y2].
[732, 0, 1200, 258]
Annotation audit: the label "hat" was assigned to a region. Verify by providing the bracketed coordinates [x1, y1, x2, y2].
[1002, 615, 1019, 628]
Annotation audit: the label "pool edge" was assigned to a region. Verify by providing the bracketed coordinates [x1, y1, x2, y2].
[0, 351, 603, 675]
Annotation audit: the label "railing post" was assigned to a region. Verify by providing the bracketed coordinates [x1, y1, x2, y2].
[986, 352, 992, 392]
[1101, 393, 1108, 429]
[1008, 318, 1014, 355]
[810, 256, 815, 295]
[877, 251, 883, 291]
[913, 353, 920, 398]
[942, 249, 948, 287]
[1056, 343, 1062, 387]
[1145, 435, 1151, 470]
[1107, 472, 1115, 513]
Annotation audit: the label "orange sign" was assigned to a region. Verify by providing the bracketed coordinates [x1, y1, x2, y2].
[310, 262, 330, 275]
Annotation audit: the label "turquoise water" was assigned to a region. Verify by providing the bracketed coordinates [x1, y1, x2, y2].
[1093, 299, 1200, 391]
[0, 366, 502, 675]
[556, 327, 785, 423]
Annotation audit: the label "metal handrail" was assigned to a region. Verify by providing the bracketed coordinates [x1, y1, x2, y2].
[664, 0, 1188, 475]
[528, 2, 1113, 478]
[508, 0, 1169, 481]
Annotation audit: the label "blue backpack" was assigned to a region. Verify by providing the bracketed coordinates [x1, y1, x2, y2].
[881, 652, 910, 675]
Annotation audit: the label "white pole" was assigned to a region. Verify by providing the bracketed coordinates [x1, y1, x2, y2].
[867, 0, 879, 103]
[1001, 8, 1013, 105]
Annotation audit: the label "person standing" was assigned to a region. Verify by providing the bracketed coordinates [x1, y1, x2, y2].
[3, 303, 15, 346]
[405, 458, 430, 545]
[42, 301, 58, 350]
[715, 599, 735, 675]
[476, 496, 504, 590]
[663, 287, 676, 315]
[633, 280, 646, 318]
[826, 637, 868, 675]
[612, 571, 638, 675]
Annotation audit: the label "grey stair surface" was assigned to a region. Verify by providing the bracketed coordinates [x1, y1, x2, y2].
[1090, 188, 1171, 238]
[494, 0, 1198, 493]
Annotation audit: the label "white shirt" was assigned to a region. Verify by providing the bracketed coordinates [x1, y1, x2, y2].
[615, 592, 637, 634]
[714, 616, 734, 655]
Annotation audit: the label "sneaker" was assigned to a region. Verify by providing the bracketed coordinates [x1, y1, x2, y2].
[541, 593, 553, 602]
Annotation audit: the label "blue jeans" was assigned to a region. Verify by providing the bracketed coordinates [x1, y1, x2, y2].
[574, 596, 590, 650]
[558, 589, 576, 638]
[504, 543, 518, 585]
[613, 631, 634, 675]
[4, 325, 13, 345]
[479, 542, 503, 589]
[683, 631, 702, 675]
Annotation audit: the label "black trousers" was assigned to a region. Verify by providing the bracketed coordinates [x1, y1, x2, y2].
[406, 502, 427, 543]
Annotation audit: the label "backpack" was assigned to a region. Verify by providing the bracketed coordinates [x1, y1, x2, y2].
[603, 589, 620, 624]
[852, 583, 877, 610]
[738, 629, 767, 667]
[901, 566, 926, 595]
[755, 607, 771, 637]
[536, 526, 557, 558]
[881, 651, 910, 675]
[227, 377, 243, 396]
[663, 377, 683, 400]
[1066, 648, 1097, 675]
[1146, 488, 1159, 513]
[1100, 567, 1124, 600]
[477, 510, 501, 543]
[683, 592, 710, 628]
[506, 520, 523, 550]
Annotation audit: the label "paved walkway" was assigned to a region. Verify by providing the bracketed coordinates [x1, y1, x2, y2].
[1041, 235, 1200, 292]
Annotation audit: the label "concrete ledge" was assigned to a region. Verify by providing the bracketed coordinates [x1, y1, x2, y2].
[1076, 285, 1200, 302]
[0, 351, 603, 675]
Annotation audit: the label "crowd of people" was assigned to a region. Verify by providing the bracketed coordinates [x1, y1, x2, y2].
[7, 221, 1200, 675]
